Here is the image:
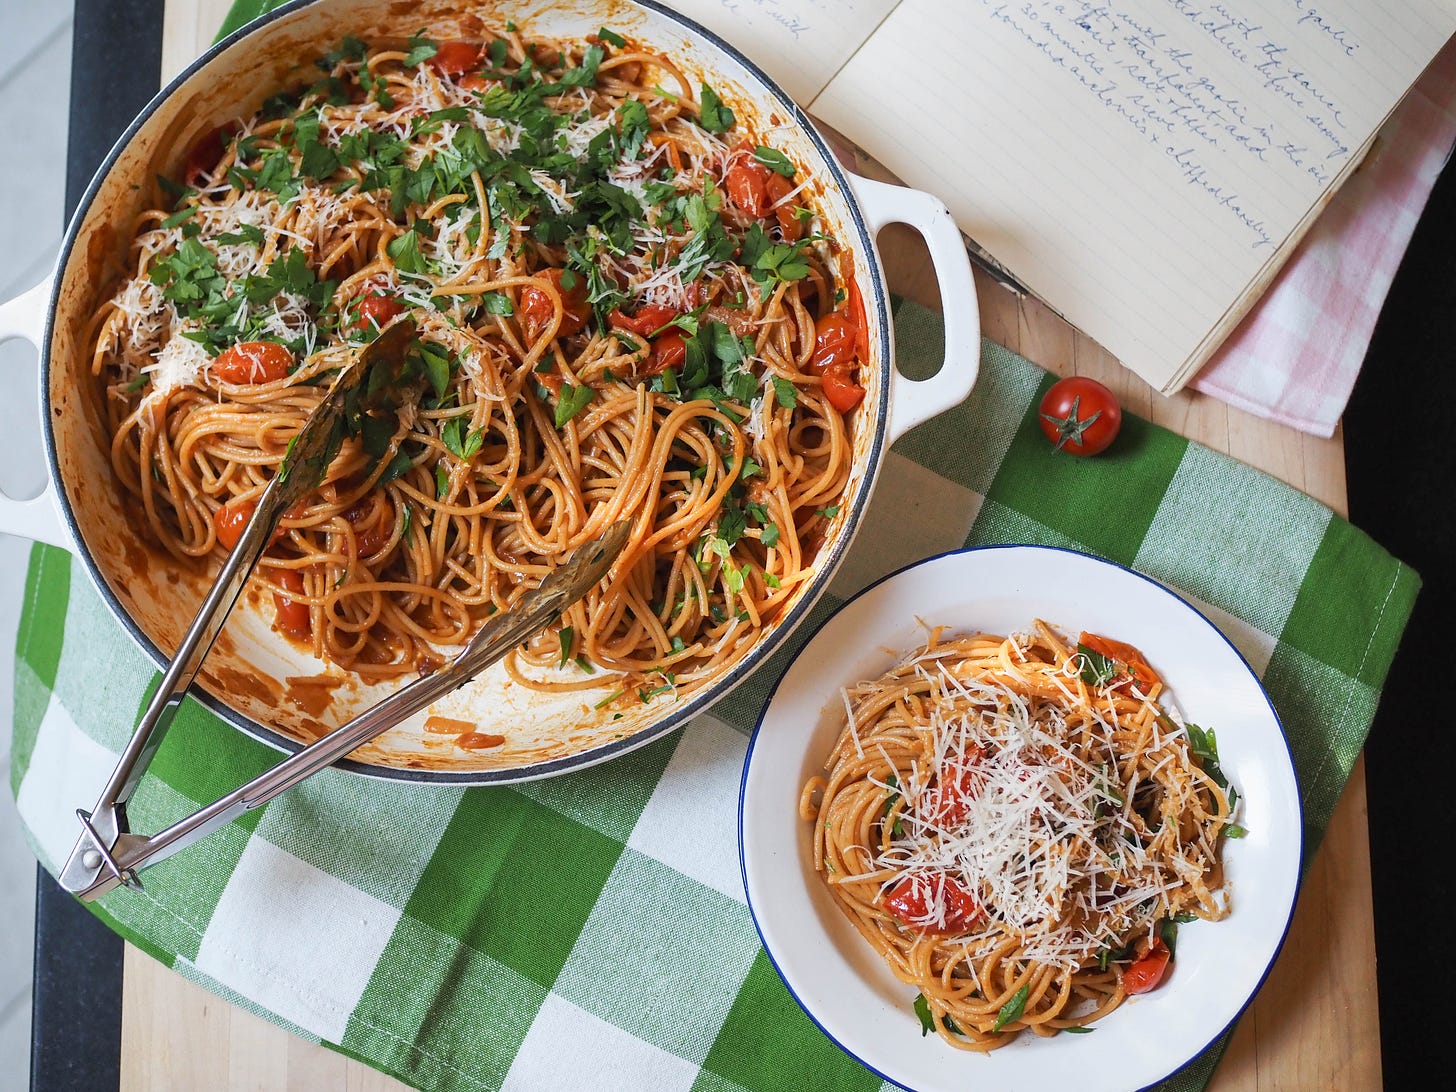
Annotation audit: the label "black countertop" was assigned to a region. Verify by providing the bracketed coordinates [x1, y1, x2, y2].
[32, 2, 1453, 1088]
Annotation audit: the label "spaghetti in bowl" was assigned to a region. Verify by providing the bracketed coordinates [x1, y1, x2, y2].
[740, 545, 1301, 1091]
[28, 0, 978, 780]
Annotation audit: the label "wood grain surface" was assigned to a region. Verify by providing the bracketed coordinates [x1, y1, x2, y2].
[119, 4, 1379, 1088]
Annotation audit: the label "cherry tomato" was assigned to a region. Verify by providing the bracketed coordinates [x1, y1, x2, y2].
[458, 74, 496, 93]
[810, 312, 858, 374]
[213, 500, 255, 550]
[725, 155, 771, 218]
[1078, 632, 1160, 691]
[213, 499, 302, 551]
[642, 332, 687, 376]
[608, 304, 679, 337]
[820, 366, 865, 413]
[1122, 937, 1171, 995]
[764, 172, 803, 241]
[271, 568, 312, 638]
[212, 342, 293, 384]
[427, 40, 484, 76]
[520, 268, 590, 341]
[883, 875, 982, 934]
[183, 125, 234, 186]
[353, 293, 407, 332]
[346, 496, 394, 557]
[1038, 376, 1122, 456]
[927, 748, 985, 827]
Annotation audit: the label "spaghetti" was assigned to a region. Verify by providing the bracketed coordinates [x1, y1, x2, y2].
[87, 20, 866, 697]
[800, 622, 1239, 1050]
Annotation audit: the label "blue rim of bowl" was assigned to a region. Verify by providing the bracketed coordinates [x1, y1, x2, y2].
[737, 542, 1305, 1091]
[41, 0, 891, 784]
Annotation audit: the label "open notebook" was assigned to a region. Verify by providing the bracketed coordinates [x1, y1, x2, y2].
[668, 0, 1456, 393]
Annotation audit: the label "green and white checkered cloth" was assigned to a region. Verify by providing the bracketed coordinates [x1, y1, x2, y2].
[8, 300, 1418, 1092]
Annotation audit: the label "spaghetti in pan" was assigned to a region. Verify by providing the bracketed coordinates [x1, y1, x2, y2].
[800, 621, 1243, 1049]
[85, 17, 869, 701]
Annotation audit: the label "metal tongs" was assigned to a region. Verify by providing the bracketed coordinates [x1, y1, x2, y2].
[58, 319, 630, 901]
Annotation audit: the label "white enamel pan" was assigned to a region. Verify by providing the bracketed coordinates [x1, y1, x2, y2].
[0, 0, 980, 782]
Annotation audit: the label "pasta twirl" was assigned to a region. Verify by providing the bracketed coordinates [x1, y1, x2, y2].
[87, 19, 866, 703]
[800, 621, 1238, 1050]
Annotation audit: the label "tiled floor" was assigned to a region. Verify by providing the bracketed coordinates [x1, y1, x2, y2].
[1, 0, 77, 1075]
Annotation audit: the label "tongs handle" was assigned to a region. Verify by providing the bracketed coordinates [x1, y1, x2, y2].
[60, 519, 630, 901]
[58, 321, 418, 897]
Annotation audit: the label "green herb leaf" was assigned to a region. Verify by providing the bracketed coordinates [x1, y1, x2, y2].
[1225, 824, 1248, 838]
[598, 26, 627, 48]
[698, 83, 735, 133]
[558, 626, 575, 668]
[1078, 643, 1118, 687]
[1062, 1025, 1095, 1034]
[387, 229, 428, 274]
[403, 30, 439, 67]
[216, 224, 265, 246]
[554, 383, 593, 427]
[161, 206, 197, 229]
[993, 984, 1030, 1031]
[760, 523, 780, 548]
[479, 292, 514, 315]
[771, 376, 798, 409]
[913, 993, 935, 1037]
[753, 145, 796, 177]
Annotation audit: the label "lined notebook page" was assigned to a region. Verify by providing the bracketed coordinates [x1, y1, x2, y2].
[806, 0, 1456, 391]
[664, 1, 899, 102]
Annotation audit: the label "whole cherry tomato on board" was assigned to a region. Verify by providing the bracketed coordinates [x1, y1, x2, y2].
[1038, 376, 1122, 456]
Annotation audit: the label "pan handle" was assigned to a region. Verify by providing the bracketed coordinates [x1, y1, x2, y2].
[845, 174, 981, 443]
[0, 277, 70, 551]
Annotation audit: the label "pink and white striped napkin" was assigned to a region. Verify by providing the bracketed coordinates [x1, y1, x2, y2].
[1189, 38, 1456, 437]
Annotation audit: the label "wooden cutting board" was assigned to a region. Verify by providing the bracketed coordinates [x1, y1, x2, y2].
[118, 3, 1380, 1088]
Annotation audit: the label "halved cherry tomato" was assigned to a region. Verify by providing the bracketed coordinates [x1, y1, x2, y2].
[214, 500, 255, 551]
[1079, 632, 1160, 691]
[183, 125, 235, 186]
[883, 874, 982, 934]
[926, 748, 985, 827]
[213, 498, 304, 551]
[458, 74, 496, 93]
[525, 42, 560, 67]
[608, 304, 679, 337]
[810, 312, 858, 374]
[353, 293, 407, 332]
[765, 172, 803, 241]
[642, 332, 687, 376]
[520, 268, 590, 341]
[820, 366, 865, 414]
[271, 569, 311, 638]
[428, 40, 485, 76]
[1121, 937, 1171, 995]
[725, 153, 771, 218]
[1038, 376, 1122, 456]
[345, 496, 394, 557]
[212, 342, 293, 384]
